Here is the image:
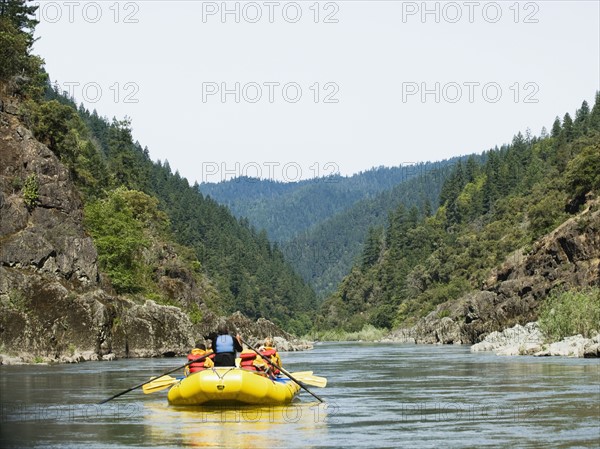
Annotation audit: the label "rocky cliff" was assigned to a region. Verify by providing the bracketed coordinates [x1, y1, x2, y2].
[389, 199, 600, 345]
[0, 97, 308, 364]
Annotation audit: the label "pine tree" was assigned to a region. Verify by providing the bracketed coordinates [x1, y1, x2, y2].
[482, 150, 500, 213]
[574, 100, 590, 135]
[439, 160, 464, 208]
[0, 0, 38, 35]
[0, 0, 41, 80]
[443, 161, 466, 224]
[465, 155, 478, 183]
[408, 205, 419, 226]
[589, 91, 600, 132]
[423, 198, 432, 217]
[562, 113, 575, 142]
[362, 227, 382, 269]
[565, 143, 600, 201]
[551, 117, 562, 137]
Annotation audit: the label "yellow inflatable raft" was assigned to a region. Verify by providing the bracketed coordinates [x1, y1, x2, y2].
[167, 368, 301, 406]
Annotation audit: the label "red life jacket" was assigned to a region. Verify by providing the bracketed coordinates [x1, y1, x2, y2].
[188, 352, 213, 373]
[261, 348, 276, 358]
[240, 351, 258, 371]
[260, 348, 280, 374]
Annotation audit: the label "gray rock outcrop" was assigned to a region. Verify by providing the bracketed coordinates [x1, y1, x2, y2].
[534, 334, 600, 358]
[470, 322, 544, 355]
[470, 322, 599, 358]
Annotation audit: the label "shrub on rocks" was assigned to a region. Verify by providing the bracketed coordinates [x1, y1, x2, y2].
[538, 288, 600, 342]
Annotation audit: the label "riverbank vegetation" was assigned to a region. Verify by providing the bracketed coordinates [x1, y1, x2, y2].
[306, 324, 387, 342]
[538, 288, 600, 342]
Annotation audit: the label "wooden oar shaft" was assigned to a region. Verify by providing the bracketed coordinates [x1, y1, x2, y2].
[98, 351, 213, 404]
[241, 338, 324, 403]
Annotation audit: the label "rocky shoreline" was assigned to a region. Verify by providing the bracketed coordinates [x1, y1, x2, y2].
[470, 322, 600, 358]
[0, 307, 313, 365]
[0, 334, 313, 366]
[378, 321, 599, 359]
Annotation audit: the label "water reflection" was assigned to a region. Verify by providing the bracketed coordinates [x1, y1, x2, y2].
[143, 401, 330, 448]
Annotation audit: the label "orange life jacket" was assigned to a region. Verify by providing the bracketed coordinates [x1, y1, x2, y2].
[260, 348, 280, 374]
[187, 351, 213, 373]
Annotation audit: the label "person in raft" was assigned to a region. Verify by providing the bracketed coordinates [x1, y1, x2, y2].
[184, 342, 214, 376]
[211, 324, 243, 367]
[260, 337, 282, 375]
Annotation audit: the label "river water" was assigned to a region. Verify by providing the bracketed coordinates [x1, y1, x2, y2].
[0, 343, 598, 448]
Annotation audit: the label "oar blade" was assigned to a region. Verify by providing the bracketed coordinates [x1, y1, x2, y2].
[290, 371, 313, 377]
[142, 375, 178, 394]
[142, 381, 176, 394]
[292, 373, 327, 388]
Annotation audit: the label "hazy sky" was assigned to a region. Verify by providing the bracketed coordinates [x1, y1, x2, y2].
[33, 1, 599, 183]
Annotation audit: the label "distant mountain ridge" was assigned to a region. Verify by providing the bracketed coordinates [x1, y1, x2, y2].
[283, 161, 464, 296]
[200, 160, 463, 297]
[199, 163, 456, 243]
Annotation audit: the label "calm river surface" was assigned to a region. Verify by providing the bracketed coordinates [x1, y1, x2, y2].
[1, 343, 598, 448]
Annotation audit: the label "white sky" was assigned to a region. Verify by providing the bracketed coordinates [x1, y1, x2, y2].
[33, 1, 600, 183]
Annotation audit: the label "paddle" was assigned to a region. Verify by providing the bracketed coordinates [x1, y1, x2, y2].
[293, 373, 327, 388]
[97, 351, 213, 404]
[241, 338, 325, 403]
[142, 375, 179, 394]
[289, 370, 313, 377]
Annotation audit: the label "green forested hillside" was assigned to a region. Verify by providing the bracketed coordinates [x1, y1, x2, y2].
[1, 1, 316, 334]
[319, 96, 600, 332]
[283, 161, 463, 297]
[200, 163, 448, 242]
[201, 160, 462, 298]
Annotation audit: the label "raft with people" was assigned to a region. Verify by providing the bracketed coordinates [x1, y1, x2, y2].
[167, 336, 312, 406]
[167, 366, 302, 405]
[98, 331, 326, 406]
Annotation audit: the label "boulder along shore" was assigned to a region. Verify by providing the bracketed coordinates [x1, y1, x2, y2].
[470, 322, 599, 358]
